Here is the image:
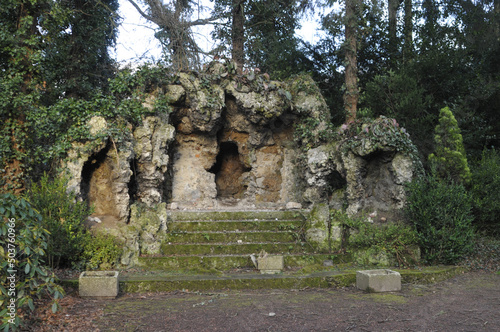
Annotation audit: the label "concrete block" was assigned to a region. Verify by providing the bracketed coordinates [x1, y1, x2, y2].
[79, 271, 119, 298]
[356, 269, 401, 292]
[257, 255, 284, 274]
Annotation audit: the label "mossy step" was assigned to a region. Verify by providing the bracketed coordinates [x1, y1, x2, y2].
[119, 271, 357, 293]
[160, 242, 313, 256]
[165, 231, 298, 244]
[60, 266, 465, 293]
[137, 254, 350, 271]
[168, 210, 305, 222]
[169, 220, 304, 232]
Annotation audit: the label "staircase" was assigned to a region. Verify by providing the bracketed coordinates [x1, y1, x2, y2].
[64, 210, 465, 293]
[137, 210, 342, 272]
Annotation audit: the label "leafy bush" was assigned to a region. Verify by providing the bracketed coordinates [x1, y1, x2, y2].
[428, 107, 471, 184]
[470, 149, 500, 235]
[337, 211, 418, 267]
[0, 193, 64, 331]
[81, 233, 123, 270]
[405, 173, 475, 264]
[27, 174, 91, 268]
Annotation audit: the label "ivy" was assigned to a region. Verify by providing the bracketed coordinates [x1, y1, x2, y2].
[338, 116, 424, 175]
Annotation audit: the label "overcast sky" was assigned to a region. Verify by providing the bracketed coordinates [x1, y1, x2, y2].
[113, 0, 326, 67]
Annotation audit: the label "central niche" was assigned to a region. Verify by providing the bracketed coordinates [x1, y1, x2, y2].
[209, 141, 251, 199]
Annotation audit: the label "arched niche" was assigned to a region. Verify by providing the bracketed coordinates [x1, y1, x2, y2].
[209, 141, 251, 199]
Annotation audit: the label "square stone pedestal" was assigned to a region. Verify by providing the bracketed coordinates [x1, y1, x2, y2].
[79, 271, 119, 298]
[356, 269, 401, 292]
[257, 255, 284, 274]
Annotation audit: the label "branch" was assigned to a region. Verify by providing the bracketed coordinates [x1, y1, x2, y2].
[127, 0, 155, 22]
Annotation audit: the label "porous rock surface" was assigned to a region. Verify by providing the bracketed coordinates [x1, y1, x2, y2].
[62, 61, 417, 259]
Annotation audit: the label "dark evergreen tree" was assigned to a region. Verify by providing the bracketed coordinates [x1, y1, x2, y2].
[42, 0, 120, 99]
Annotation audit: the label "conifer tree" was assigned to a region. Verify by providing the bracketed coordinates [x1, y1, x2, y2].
[429, 107, 471, 184]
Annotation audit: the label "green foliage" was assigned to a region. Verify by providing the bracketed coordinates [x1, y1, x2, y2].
[0, 193, 64, 331]
[41, 0, 120, 99]
[26, 174, 91, 268]
[339, 116, 423, 175]
[469, 149, 500, 235]
[405, 173, 475, 265]
[211, 0, 311, 79]
[337, 210, 418, 267]
[81, 233, 123, 270]
[429, 107, 471, 184]
[361, 70, 435, 156]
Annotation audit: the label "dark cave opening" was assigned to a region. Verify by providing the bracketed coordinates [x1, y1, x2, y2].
[209, 141, 251, 198]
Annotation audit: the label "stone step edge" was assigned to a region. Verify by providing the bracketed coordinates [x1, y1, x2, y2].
[161, 241, 299, 245]
[139, 253, 329, 258]
[167, 211, 307, 221]
[60, 266, 465, 292]
[168, 230, 298, 234]
[169, 219, 304, 222]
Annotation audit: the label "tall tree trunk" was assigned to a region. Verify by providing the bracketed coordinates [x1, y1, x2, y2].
[2, 2, 40, 194]
[232, 0, 245, 72]
[403, 0, 413, 61]
[388, 0, 400, 62]
[344, 0, 358, 123]
[495, 0, 500, 40]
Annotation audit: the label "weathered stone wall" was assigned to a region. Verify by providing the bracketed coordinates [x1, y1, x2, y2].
[62, 62, 417, 250]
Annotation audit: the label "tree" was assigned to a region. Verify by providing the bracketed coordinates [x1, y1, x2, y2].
[231, 0, 245, 70]
[128, 0, 221, 70]
[429, 107, 471, 184]
[0, 0, 47, 193]
[0, 0, 120, 192]
[343, 0, 359, 122]
[211, 0, 311, 78]
[42, 0, 120, 99]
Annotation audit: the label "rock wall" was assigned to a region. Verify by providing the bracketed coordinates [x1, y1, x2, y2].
[62, 62, 418, 238]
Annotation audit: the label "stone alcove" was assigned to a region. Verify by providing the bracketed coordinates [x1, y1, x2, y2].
[209, 141, 251, 199]
[80, 142, 119, 218]
[78, 140, 137, 223]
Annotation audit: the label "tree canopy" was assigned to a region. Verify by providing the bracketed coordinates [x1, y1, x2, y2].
[1, 0, 499, 190]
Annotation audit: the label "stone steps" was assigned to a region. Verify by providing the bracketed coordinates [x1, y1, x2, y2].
[60, 266, 463, 293]
[165, 230, 299, 244]
[137, 210, 319, 272]
[138, 253, 351, 271]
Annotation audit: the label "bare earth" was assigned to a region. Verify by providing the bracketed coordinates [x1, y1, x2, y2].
[31, 271, 499, 332]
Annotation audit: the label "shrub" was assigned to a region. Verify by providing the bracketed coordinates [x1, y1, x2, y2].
[81, 232, 123, 270]
[27, 174, 91, 268]
[405, 173, 475, 264]
[428, 107, 471, 184]
[0, 193, 64, 331]
[338, 211, 418, 267]
[470, 149, 500, 235]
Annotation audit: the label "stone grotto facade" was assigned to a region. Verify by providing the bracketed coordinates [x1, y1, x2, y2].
[62, 61, 417, 263]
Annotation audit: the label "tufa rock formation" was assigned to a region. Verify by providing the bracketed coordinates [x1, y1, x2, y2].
[61, 61, 420, 260]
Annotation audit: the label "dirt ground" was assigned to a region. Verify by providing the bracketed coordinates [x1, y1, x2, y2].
[29, 271, 499, 332]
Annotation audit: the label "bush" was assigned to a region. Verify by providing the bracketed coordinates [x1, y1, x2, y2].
[81, 233, 123, 270]
[405, 173, 475, 264]
[27, 174, 91, 268]
[428, 107, 471, 184]
[338, 211, 418, 267]
[470, 149, 500, 235]
[0, 193, 64, 331]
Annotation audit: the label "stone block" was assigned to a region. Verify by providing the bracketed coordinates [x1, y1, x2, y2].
[356, 269, 401, 292]
[79, 271, 119, 298]
[257, 255, 284, 274]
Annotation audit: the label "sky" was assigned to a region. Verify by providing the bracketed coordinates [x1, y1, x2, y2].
[113, 0, 326, 67]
